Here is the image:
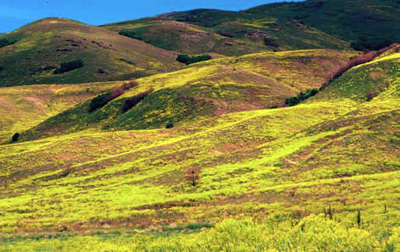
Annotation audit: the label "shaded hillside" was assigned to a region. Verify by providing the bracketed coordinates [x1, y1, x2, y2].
[102, 9, 350, 56]
[246, 0, 400, 50]
[0, 18, 181, 87]
[18, 49, 357, 141]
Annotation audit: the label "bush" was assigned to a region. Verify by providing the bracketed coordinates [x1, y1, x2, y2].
[122, 89, 153, 113]
[119, 30, 144, 41]
[53, 59, 84, 74]
[264, 38, 280, 47]
[176, 54, 211, 65]
[11, 133, 20, 142]
[184, 167, 201, 186]
[285, 89, 318, 106]
[219, 31, 235, 38]
[366, 89, 378, 101]
[165, 120, 174, 129]
[351, 37, 394, 51]
[0, 38, 17, 48]
[89, 82, 137, 112]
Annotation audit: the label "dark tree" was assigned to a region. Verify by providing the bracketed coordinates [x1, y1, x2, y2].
[11, 133, 20, 142]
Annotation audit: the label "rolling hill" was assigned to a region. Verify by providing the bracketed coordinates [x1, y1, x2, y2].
[1, 1, 400, 251]
[17, 49, 357, 142]
[0, 47, 400, 251]
[0, 82, 121, 142]
[0, 17, 181, 87]
[102, 9, 350, 56]
[246, 0, 400, 50]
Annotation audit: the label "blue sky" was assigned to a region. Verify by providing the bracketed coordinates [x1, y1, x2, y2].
[0, 0, 298, 33]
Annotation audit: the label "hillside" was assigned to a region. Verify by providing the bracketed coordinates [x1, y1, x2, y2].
[0, 18, 181, 87]
[247, 0, 400, 50]
[0, 48, 400, 250]
[0, 82, 121, 142]
[102, 9, 350, 56]
[1, 1, 400, 251]
[18, 49, 357, 141]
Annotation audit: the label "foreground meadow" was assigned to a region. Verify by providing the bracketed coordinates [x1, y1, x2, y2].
[1, 49, 400, 251]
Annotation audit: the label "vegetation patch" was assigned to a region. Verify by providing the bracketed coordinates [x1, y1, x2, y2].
[0, 37, 17, 48]
[122, 89, 153, 113]
[176, 54, 212, 65]
[89, 82, 137, 112]
[54, 59, 84, 75]
[285, 89, 318, 106]
[118, 29, 144, 41]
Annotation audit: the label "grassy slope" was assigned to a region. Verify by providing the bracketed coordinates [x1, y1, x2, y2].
[246, 0, 400, 46]
[102, 9, 350, 56]
[19, 49, 357, 141]
[0, 50, 400, 250]
[0, 82, 121, 142]
[0, 18, 181, 87]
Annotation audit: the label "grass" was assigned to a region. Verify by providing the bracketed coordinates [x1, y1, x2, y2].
[0, 15, 400, 251]
[0, 82, 120, 142]
[0, 17, 181, 86]
[246, 0, 400, 50]
[18, 49, 358, 141]
[102, 9, 350, 56]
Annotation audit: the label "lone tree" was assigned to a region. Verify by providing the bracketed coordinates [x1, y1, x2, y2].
[185, 167, 201, 186]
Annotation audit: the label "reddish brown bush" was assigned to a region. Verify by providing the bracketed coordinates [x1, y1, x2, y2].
[320, 44, 398, 90]
[184, 167, 201, 186]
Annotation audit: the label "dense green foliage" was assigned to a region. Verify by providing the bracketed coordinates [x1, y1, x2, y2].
[176, 54, 212, 65]
[122, 89, 153, 113]
[54, 59, 84, 74]
[0, 37, 17, 48]
[11, 133, 20, 142]
[118, 29, 144, 41]
[246, 0, 400, 50]
[351, 37, 394, 51]
[285, 89, 318, 106]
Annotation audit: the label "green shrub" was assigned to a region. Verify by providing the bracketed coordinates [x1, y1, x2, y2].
[11, 133, 20, 142]
[165, 120, 174, 129]
[54, 59, 84, 74]
[0, 37, 17, 48]
[351, 37, 394, 51]
[285, 89, 318, 106]
[122, 89, 153, 113]
[119, 30, 144, 41]
[264, 38, 280, 47]
[176, 54, 211, 65]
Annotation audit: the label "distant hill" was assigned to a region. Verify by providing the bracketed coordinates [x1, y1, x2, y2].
[246, 0, 400, 50]
[0, 18, 181, 87]
[102, 9, 350, 56]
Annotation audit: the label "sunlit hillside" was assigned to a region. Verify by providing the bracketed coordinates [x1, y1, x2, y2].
[1, 1, 400, 251]
[0, 18, 181, 86]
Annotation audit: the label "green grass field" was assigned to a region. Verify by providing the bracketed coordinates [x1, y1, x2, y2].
[1, 47, 400, 250]
[1, 1, 400, 250]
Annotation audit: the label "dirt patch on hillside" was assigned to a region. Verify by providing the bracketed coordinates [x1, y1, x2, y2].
[24, 97, 47, 113]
